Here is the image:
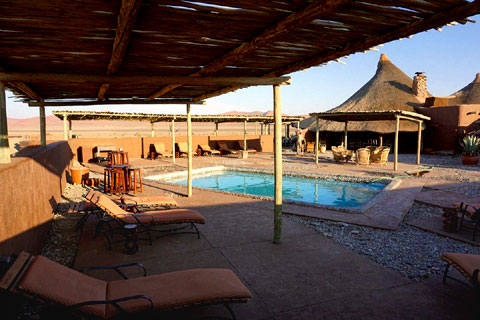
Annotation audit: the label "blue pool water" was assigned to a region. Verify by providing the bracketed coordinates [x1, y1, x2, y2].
[166, 170, 385, 208]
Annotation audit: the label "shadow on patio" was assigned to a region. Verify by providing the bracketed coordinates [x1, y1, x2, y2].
[73, 181, 478, 319]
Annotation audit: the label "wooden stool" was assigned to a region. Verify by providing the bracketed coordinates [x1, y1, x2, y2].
[128, 167, 143, 193]
[103, 167, 113, 193]
[111, 167, 127, 194]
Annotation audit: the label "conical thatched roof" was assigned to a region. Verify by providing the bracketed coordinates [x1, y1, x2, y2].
[449, 73, 480, 105]
[309, 54, 427, 134]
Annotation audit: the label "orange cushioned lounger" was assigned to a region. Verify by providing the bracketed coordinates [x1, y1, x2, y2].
[120, 195, 178, 208]
[85, 190, 205, 250]
[1, 252, 252, 319]
[441, 252, 480, 289]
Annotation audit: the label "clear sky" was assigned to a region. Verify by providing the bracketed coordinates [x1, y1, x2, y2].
[5, 14, 480, 119]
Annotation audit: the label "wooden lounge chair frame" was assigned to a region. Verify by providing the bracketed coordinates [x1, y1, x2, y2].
[150, 142, 171, 159]
[176, 142, 192, 157]
[85, 191, 204, 251]
[0, 252, 252, 319]
[217, 142, 238, 154]
[198, 144, 220, 156]
[441, 253, 480, 291]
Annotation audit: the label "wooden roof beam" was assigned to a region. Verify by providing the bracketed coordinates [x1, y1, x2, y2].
[29, 99, 205, 107]
[192, 0, 480, 101]
[0, 66, 43, 102]
[97, 0, 142, 100]
[147, 0, 349, 100]
[0, 73, 290, 86]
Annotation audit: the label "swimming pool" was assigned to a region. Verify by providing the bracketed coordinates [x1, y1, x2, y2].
[158, 169, 386, 208]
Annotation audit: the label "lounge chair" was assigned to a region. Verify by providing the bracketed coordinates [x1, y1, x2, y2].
[73, 193, 179, 231]
[150, 142, 171, 159]
[198, 144, 220, 156]
[441, 252, 480, 290]
[0, 252, 253, 319]
[85, 191, 206, 250]
[238, 140, 257, 153]
[176, 142, 193, 157]
[218, 142, 238, 154]
[452, 202, 480, 241]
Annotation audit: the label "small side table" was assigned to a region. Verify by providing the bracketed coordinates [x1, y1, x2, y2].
[124, 224, 138, 254]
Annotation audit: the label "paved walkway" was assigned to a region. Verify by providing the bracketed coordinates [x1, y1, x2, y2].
[74, 180, 478, 319]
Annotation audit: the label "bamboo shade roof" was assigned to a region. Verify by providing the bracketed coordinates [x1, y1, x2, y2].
[1, 0, 479, 105]
[52, 110, 303, 124]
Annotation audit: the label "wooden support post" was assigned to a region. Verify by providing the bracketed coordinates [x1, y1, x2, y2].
[273, 85, 282, 244]
[286, 124, 290, 139]
[151, 122, 155, 137]
[394, 115, 400, 171]
[261, 123, 264, 135]
[243, 120, 247, 151]
[315, 116, 319, 165]
[63, 113, 68, 141]
[187, 104, 192, 197]
[215, 122, 218, 136]
[68, 120, 72, 139]
[39, 105, 46, 147]
[379, 135, 383, 147]
[0, 82, 10, 163]
[417, 121, 422, 165]
[171, 119, 175, 164]
[344, 121, 348, 148]
[255, 122, 258, 135]
[268, 124, 271, 135]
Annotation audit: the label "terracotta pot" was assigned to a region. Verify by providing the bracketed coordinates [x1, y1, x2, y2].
[71, 167, 89, 184]
[461, 155, 479, 165]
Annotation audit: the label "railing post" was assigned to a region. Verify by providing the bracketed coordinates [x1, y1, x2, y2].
[187, 104, 192, 197]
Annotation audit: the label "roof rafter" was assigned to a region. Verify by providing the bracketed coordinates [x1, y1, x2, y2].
[147, 0, 349, 100]
[192, 0, 480, 102]
[97, 0, 142, 100]
[0, 66, 43, 102]
[0, 73, 291, 86]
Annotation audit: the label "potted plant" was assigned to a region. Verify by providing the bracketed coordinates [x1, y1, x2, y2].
[460, 135, 480, 165]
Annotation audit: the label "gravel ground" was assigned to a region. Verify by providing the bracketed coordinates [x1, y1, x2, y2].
[287, 202, 480, 281]
[40, 184, 86, 267]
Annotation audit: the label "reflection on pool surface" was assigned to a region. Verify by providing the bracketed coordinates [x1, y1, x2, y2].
[164, 170, 385, 208]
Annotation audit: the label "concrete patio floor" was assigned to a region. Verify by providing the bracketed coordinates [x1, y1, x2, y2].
[74, 172, 479, 319]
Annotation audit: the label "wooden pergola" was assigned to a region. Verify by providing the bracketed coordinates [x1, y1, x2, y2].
[52, 110, 303, 162]
[310, 110, 431, 170]
[1, 1, 479, 244]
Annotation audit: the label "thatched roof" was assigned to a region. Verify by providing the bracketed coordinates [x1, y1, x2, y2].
[1, 1, 479, 105]
[308, 54, 428, 134]
[449, 73, 480, 105]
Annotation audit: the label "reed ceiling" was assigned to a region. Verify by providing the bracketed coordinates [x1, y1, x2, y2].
[1, 0, 479, 104]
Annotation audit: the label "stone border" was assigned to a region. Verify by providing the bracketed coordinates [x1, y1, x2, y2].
[144, 166, 400, 213]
